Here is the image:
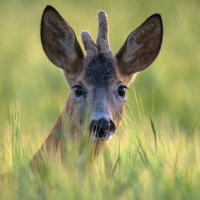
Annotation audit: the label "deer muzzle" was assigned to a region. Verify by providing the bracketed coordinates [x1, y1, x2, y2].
[89, 117, 115, 141]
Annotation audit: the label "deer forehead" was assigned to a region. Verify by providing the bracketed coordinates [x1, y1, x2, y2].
[83, 52, 118, 88]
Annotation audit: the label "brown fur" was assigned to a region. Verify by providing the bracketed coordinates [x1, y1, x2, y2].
[30, 5, 163, 170]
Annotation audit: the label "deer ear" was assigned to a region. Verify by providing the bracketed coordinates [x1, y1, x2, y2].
[116, 14, 163, 83]
[41, 6, 84, 78]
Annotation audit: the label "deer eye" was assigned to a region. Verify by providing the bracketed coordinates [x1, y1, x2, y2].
[118, 86, 127, 97]
[73, 85, 84, 97]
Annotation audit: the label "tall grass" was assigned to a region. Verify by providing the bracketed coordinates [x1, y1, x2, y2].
[1, 103, 200, 199]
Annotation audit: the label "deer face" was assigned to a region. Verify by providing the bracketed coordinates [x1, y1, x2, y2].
[40, 6, 163, 144]
[67, 52, 126, 141]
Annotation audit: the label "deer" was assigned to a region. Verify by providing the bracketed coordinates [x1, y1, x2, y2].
[30, 5, 163, 170]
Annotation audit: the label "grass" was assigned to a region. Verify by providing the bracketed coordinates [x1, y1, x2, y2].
[1, 0, 200, 199]
[1, 104, 200, 199]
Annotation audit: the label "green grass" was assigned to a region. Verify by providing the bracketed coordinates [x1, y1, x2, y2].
[1, 104, 200, 199]
[1, 0, 200, 199]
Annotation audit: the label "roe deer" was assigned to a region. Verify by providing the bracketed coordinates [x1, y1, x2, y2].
[30, 5, 163, 169]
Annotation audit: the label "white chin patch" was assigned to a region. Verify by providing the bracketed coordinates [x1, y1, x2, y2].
[91, 132, 113, 141]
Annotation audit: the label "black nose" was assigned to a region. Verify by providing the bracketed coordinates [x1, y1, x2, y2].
[89, 118, 115, 139]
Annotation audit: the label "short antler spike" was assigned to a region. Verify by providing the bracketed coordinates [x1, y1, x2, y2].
[96, 10, 110, 52]
[81, 30, 98, 55]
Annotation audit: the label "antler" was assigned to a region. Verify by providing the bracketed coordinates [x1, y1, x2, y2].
[96, 11, 110, 52]
[81, 31, 98, 56]
[81, 10, 110, 56]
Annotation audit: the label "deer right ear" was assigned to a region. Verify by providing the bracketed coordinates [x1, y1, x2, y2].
[116, 14, 163, 84]
[41, 6, 84, 85]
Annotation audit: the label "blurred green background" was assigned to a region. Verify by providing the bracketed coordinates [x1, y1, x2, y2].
[0, 0, 200, 144]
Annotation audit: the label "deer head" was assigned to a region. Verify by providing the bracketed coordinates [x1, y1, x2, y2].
[40, 5, 163, 155]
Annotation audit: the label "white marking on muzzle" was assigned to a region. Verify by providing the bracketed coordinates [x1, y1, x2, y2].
[90, 112, 111, 122]
[91, 133, 113, 141]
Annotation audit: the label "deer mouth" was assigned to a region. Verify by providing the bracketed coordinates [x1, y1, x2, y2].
[89, 118, 116, 141]
[91, 129, 114, 141]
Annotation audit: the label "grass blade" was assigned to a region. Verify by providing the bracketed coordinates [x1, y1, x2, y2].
[150, 117, 157, 153]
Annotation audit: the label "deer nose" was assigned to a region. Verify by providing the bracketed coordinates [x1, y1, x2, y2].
[89, 118, 115, 140]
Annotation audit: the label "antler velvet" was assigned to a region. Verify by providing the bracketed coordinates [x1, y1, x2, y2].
[81, 10, 110, 57]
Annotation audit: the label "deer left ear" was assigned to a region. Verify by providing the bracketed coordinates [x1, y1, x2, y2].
[41, 6, 84, 86]
[116, 14, 163, 83]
